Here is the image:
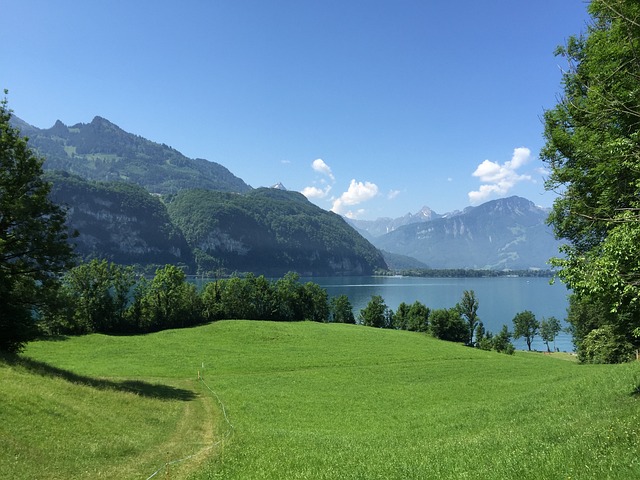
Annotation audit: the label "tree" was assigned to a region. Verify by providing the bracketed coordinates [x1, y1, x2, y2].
[429, 308, 467, 343]
[541, 0, 640, 359]
[359, 295, 392, 328]
[274, 272, 303, 321]
[330, 294, 355, 324]
[0, 93, 75, 352]
[512, 310, 539, 351]
[58, 259, 136, 334]
[458, 290, 479, 346]
[300, 281, 329, 322]
[393, 302, 411, 330]
[580, 324, 634, 364]
[134, 264, 201, 331]
[539, 316, 562, 353]
[492, 325, 515, 355]
[407, 301, 430, 332]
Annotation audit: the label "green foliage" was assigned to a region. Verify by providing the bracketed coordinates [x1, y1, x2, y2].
[542, 0, 640, 360]
[393, 301, 411, 330]
[512, 310, 539, 351]
[580, 324, 635, 364]
[492, 325, 516, 355]
[165, 188, 387, 276]
[132, 265, 202, 331]
[359, 295, 393, 328]
[393, 301, 430, 332]
[329, 294, 355, 324]
[429, 308, 468, 342]
[0, 93, 75, 353]
[539, 316, 562, 353]
[46, 171, 193, 267]
[475, 323, 515, 354]
[459, 289, 479, 345]
[21, 115, 251, 194]
[53, 259, 136, 334]
[300, 281, 330, 322]
[407, 301, 430, 332]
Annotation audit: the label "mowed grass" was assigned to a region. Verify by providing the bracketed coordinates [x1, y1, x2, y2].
[4, 321, 640, 479]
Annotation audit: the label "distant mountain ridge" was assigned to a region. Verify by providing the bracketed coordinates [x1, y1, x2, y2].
[12, 115, 251, 195]
[13, 113, 559, 273]
[348, 206, 442, 240]
[370, 196, 561, 270]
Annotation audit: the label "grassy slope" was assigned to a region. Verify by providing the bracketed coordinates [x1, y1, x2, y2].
[4, 321, 640, 479]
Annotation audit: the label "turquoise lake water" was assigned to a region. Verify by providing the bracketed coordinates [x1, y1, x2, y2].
[309, 276, 573, 352]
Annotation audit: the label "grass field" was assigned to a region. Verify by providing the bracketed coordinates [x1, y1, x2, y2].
[2, 320, 640, 479]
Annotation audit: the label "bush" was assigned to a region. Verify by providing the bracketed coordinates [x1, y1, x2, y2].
[580, 325, 634, 364]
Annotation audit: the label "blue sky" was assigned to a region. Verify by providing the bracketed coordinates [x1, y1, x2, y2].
[2, 1, 591, 219]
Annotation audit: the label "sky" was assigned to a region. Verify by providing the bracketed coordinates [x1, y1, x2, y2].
[1, 1, 593, 220]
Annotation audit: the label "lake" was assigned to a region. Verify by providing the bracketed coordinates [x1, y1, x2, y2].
[307, 276, 573, 352]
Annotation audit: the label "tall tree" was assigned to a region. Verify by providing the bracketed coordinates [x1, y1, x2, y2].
[330, 294, 355, 324]
[58, 259, 136, 334]
[512, 310, 539, 351]
[539, 316, 562, 353]
[541, 0, 640, 359]
[134, 264, 201, 331]
[459, 290, 479, 346]
[359, 295, 392, 328]
[0, 93, 75, 352]
[407, 301, 430, 332]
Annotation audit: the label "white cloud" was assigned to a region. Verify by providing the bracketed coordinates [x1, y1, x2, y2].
[387, 189, 401, 200]
[343, 208, 367, 219]
[301, 184, 331, 199]
[312, 158, 335, 182]
[331, 179, 379, 215]
[468, 147, 532, 204]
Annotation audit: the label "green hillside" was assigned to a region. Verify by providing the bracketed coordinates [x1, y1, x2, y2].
[3, 321, 639, 479]
[14, 115, 251, 195]
[166, 188, 387, 275]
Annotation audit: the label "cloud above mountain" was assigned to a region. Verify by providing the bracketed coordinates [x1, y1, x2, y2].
[468, 147, 532, 204]
[312, 158, 335, 181]
[331, 179, 379, 218]
[301, 159, 379, 217]
[302, 184, 331, 199]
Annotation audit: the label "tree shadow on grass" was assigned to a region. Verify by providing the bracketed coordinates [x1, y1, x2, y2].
[1, 353, 196, 401]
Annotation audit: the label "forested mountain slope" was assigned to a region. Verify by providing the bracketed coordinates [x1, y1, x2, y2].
[166, 188, 387, 276]
[47, 172, 193, 268]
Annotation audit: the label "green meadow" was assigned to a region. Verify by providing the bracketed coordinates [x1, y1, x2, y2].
[2, 321, 639, 479]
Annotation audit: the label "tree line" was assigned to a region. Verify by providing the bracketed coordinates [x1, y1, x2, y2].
[357, 290, 563, 355]
[41, 262, 340, 335]
[39, 259, 565, 359]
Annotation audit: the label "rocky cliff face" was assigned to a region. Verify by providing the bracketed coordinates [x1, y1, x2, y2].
[48, 172, 193, 268]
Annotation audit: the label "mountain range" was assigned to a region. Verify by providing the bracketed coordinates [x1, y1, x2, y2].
[367, 197, 562, 270]
[15, 115, 251, 194]
[14, 115, 561, 273]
